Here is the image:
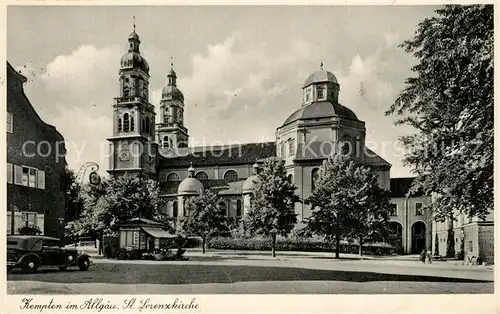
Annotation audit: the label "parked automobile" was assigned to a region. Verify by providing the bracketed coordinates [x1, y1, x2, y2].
[7, 235, 92, 273]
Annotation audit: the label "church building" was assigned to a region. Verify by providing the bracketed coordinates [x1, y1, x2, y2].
[107, 27, 436, 255]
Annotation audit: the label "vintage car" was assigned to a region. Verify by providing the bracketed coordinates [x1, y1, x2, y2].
[7, 235, 92, 273]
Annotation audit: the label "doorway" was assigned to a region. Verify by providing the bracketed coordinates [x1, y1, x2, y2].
[411, 221, 427, 254]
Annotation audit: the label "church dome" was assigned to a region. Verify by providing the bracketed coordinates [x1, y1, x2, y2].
[120, 51, 150, 74]
[282, 101, 358, 126]
[178, 164, 204, 196]
[178, 177, 204, 196]
[303, 68, 338, 87]
[161, 85, 184, 102]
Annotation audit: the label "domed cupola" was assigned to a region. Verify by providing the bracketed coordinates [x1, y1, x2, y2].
[178, 164, 204, 196]
[161, 63, 185, 102]
[302, 62, 339, 106]
[120, 23, 150, 74]
[242, 162, 261, 195]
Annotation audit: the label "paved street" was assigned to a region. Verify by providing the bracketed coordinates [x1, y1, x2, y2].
[7, 254, 494, 294]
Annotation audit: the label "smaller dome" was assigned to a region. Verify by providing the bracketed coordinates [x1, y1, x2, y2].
[162, 85, 185, 102]
[128, 31, 140, 41]
[242, 175, 260, 195]
[178, 177, 204, 196]
[303, 69, 338, 87]
[120, 52, 150, 73]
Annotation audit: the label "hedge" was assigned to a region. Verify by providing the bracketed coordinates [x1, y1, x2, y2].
[207, 237, 396, 255]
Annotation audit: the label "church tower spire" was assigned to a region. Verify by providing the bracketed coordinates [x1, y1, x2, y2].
[156, 58, 189, 150]
[107, 21, 158, 179]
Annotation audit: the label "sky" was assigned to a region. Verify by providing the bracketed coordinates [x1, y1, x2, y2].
[7, 5, 440, 178]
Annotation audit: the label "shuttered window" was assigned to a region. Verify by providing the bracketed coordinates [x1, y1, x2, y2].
[14, 165, 23, 185]
[37, 170, 45, 189]
[7, 163, 13, 184]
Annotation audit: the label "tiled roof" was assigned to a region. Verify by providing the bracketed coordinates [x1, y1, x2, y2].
[389, 177, 425, 197]
[282, 101, 359, 126]
[158, 142, 276, 167]
[293, 142, 391, 167]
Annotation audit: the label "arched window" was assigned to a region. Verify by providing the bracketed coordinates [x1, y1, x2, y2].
[123, 113, 130, 132]
[166, 173, 180, 182]
[118, 118, 122, 132]
[141, 118, 145, 133]
[224, 170, 238, 182]
[236, 199, 242, 217]
[149, 118, 154, 136]
[288, 174, 293, 183]
[130, 116, 135, 132]
[195, 171, 208, 180]
[342, 134, 352, 155]
[172, 201, 178, 218]
[145, 119, 150, 135]
[219, 202, 227, 216]
[280, 142, 286, 157]
[311, 168, 319, 191]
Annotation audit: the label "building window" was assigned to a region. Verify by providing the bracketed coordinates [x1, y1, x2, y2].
[125, 77, 129, 83]
[415, 203, 423, 216]
[183, 199, 189, 216]
[317, 86, 325, 100]
[311, 168, 319, 190]
[288, 174, 293, 183]
[130, 116, 135, 132]
[195, 171, 208, 181]
[219, 202, 227, 216]
[389, 204, 398, 216]
[123, 113, 130, 132]
[21, 211, 37, 228]
[7, 112, 13, 133]
[288, 139, 295, 156]
[236, 200, 242, 216]
[145, 119, 150, 135]
[124, 89, 129, 97]
[469, 241, 473, 252]
[305, 89, 312, 102]
[166, 173, 180, 182]
[163, 136, 171, 149]
[172, 201, 178, 218]
[280, 142, 286, 157]
[118, 118, 122, 132]
[224, 170, 238, 182]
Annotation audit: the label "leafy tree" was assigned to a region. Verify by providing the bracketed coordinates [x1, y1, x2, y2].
[305, 144, 390, 258]
[347, 168, 391, 256]
[63, 167, 83, 222]
[245, 157, 299, 257]
[386, 5, 493, 221]
[180, 189, 229, 254]
[66, 174, 164, 239]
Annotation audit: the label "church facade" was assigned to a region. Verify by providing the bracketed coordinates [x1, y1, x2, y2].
[107, 28, 435, 254]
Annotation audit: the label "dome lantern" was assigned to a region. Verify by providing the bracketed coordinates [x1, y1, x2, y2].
[302, 64, 340, 106]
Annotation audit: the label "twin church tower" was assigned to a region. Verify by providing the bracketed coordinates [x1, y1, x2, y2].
[107, 25, 188, 178]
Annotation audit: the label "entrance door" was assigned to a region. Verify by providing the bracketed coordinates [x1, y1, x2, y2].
[411, 221, 427, 254]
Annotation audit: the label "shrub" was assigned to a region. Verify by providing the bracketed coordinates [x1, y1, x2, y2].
[207, 237, 395, 255]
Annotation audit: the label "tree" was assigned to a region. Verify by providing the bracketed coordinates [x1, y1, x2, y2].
[63, 167, 83, 222]
[66, 174, 164, 239]
[386, 5, 493, 221]
[305, 144, 390, 258]
[180, 189, 229, 254]
[245, 157, 299, 257]
[348, 169, 391, 256]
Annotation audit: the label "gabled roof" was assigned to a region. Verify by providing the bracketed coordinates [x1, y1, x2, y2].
[158, 142, 276, 167]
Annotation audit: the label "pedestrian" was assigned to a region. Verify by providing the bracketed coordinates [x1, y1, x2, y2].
[425, 249, 432, 264]
[420, 249, 426, 263]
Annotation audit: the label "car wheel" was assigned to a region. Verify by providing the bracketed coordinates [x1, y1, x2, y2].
[21, 258, 38, 274]
[78, 257, 90, 271]
[58, 266, 68, 271]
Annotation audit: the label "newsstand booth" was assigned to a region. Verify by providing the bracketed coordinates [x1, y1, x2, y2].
[118, 218, 175, 252]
